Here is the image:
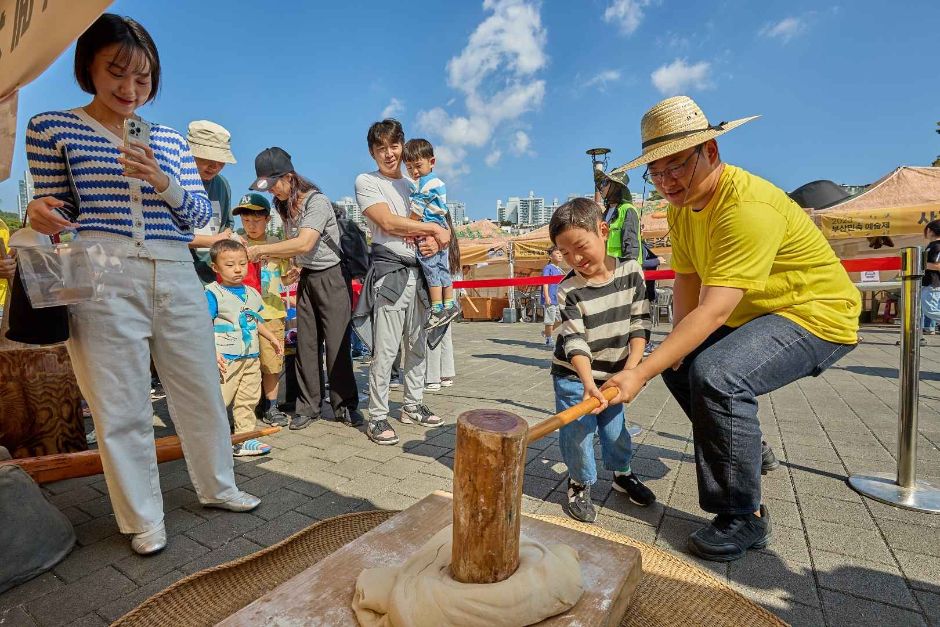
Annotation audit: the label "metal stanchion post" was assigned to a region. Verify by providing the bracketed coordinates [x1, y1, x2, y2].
[849, 247, 940, 513]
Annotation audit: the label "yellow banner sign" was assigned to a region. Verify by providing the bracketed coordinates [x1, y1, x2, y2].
[818, 203, 940, 239]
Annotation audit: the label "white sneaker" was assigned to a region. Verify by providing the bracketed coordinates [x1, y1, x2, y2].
[204, 491, 261, 512]
[440, 377, 455, 387]
[131, 523, 167, 555]
[425, 383, 442, 392]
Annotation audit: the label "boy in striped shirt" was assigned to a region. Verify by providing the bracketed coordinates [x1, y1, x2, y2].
[549, 198, 656, 523]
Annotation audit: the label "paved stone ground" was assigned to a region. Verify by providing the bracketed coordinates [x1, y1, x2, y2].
[2, 322, 939, 626]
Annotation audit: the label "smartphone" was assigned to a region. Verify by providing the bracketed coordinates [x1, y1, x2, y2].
[61, 145, 81, 220]
[123, 118, 152, 149]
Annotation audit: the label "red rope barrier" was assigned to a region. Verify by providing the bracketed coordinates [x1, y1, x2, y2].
[452, 256, 902, 289]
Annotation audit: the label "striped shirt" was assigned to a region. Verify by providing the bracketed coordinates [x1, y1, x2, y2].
[551, 258, 652, 382]
[25, 109, 212, 262]
[409, 173, 447, 228]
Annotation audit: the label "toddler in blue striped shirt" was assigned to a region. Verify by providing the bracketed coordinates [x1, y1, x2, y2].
[403, 138, 460, 330]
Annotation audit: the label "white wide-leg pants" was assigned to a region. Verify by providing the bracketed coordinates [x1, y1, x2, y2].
[67, 258, 239, 534]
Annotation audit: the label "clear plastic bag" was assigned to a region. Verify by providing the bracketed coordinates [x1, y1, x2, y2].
[14, 240, 134, 308]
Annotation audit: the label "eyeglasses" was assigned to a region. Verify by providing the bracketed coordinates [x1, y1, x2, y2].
[643, 147, 701, 184]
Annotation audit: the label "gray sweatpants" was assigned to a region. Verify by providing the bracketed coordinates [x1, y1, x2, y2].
[368, 270, 428, 420]
[426, 325, 455, 384]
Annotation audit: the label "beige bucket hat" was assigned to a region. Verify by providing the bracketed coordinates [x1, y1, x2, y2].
[187, 120, 237, 164]
[612, 96, 758, 174]
[596, 168, 629, 189]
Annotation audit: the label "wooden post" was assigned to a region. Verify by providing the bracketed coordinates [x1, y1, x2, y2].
[451, 409, 528, 584]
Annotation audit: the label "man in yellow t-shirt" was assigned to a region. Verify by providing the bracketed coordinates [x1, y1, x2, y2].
[233, 193, 292, 428]
[601, 96, 860, 563]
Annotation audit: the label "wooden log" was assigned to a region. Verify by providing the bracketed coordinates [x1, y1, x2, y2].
[0, 427, 281, 484]
[526, 387, 619, 444]
[451, 409, 528, 584]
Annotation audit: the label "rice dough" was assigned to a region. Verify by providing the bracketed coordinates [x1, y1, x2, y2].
[352, 525, 583, 627]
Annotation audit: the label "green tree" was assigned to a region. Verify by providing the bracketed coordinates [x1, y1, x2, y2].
[0, 211, 22, 230]
[934, 122, 940, 167]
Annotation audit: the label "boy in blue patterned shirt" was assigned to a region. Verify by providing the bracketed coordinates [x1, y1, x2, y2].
[403, 138, 459, 329]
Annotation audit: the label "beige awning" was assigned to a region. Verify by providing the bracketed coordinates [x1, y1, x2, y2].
[0, 0, 113, 180]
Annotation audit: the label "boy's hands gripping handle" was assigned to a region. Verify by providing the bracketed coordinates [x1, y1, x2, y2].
[526, 387, 620, 444]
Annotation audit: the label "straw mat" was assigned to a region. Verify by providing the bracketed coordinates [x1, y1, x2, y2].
[115, 510, 786, 626]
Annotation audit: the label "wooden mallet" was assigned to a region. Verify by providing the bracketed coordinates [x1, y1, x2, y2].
[450, 387, 621, 584]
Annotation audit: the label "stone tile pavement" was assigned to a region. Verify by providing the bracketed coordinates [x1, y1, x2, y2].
[2, 322, 939, 626]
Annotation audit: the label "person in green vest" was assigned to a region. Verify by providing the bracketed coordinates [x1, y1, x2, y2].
[595, 169, 642, 262]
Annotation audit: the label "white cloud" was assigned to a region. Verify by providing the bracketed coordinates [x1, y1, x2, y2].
[433, 145, 471, 179]
[651, 58, 712, 95]
[759, 17, 805, 43]
[512, 131, 531, 155]
[380, 98, 404, 119]
[485, 149, 502, 167]
[584, 69, 621, 90]
[416, 0, 547, 179]
[656, 31, 690, 51]
[603, 0, 651, 35]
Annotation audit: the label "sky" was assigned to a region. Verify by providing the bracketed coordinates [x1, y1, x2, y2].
[2, 0, 939, 223]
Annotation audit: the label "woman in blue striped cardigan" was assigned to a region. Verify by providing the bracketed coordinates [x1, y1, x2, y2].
[25, 14, 259, 555]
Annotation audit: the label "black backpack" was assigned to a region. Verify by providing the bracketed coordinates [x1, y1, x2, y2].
[336, 215, 370, 279]
[322, 201, 371, 280]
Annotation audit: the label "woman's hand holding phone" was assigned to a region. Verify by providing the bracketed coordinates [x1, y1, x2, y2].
[27, 197, 79, 235]
[118, 142, 170, 192]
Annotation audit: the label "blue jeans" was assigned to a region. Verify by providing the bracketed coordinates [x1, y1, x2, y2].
[418, 249, 452, 289]
[553, 375, 634, 486]
[923, 286, 940, 326]
[661, 314, 855, 515]
[350, 325, 370, 357]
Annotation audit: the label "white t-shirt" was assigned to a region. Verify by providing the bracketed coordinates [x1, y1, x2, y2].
[355, 170, 416, 259]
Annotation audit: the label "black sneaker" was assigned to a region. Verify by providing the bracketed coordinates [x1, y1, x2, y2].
[761, 441, 780, 474]
[289, 414, 319, 430]
[150, 378, 166, 400]
[565, 479, 597, 523]
[262, 407, 290, 427]
[399, 404, 442, 426]
[426, 308, 448, 330]
[337, 407, 365, 428]
[612, 472, 657, 506]
[366, 419, 400, 445]
[441, 303, 460, 325]
[687, 504, 772, 562]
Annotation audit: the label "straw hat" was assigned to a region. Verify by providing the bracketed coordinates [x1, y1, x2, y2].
[187, 120, 237, 164]
[612, 96, 758, 173]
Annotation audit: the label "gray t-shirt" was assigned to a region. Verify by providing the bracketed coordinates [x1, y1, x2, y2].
[287, 191, 342, 271]
[355, 170, 416, 259]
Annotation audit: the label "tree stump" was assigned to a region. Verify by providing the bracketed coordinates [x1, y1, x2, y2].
[451, 409, 528, 584]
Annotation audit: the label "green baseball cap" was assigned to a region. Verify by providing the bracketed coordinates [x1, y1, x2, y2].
[232, 192, 271, 216]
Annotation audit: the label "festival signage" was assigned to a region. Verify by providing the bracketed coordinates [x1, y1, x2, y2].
[818, 203, 940, 239]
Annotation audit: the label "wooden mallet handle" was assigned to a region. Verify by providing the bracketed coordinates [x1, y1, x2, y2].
[0, 426, 282, 484]
[526, 387, 620, 443]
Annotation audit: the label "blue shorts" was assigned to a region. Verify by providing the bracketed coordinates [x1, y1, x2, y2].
[419, 249, 452, 288]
